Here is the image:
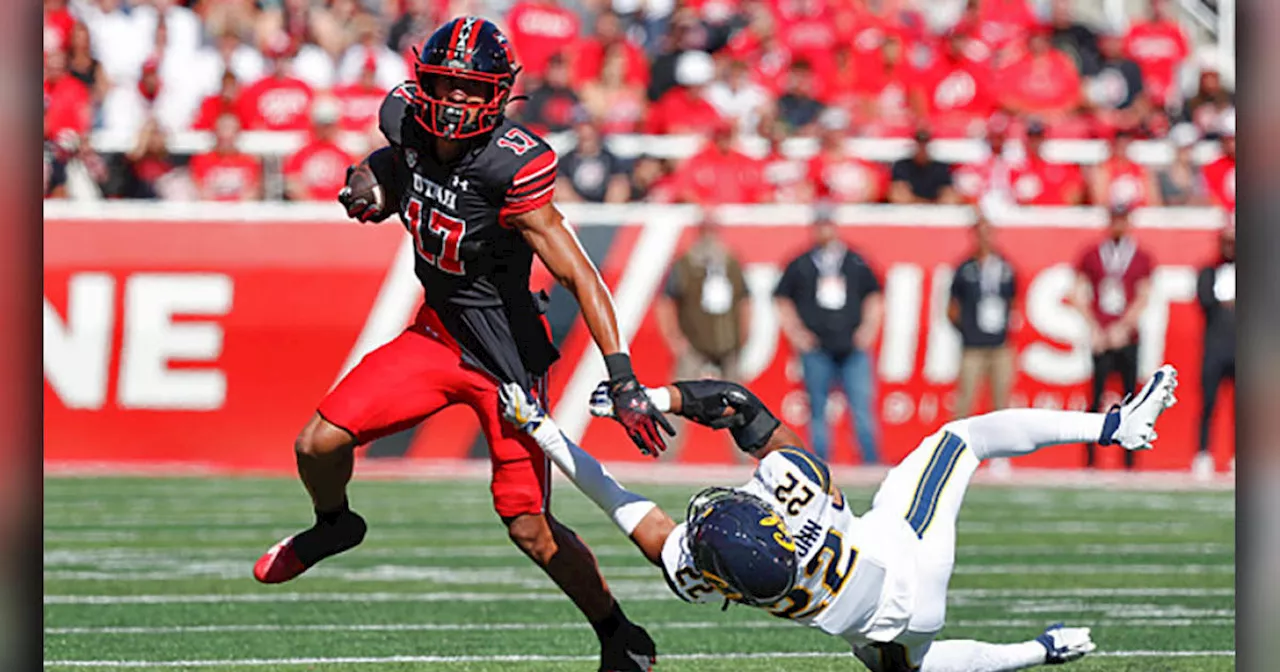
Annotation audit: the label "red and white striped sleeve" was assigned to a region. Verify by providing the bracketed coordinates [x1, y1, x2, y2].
[500, 149, 558, 224]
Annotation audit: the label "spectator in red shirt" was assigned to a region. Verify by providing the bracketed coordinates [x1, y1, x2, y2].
[760, 118, 808, 203]
[645, 51, 724, 135]
[953, 115, 1017, 205]
[671, 119, 769, 205]
[1201, 116, 1236, 211]
[1123, 0, 1190, 108]
[238, 34, 315, 132]
[914, 31, 997, 138]
[1089, 129, 1161, 207]
[779, 0, 838, 68]
[998, 30, 1082, 125]
[579, 46, 648, 134]
[1070, 202, 1153, 469]
[44, 49, 91, 140]
[192, 71, 246, 131]
[189, 113, 263, 201]
[973, 0, 1039, 56]
[44, 0, 75, 55]
[331, 53, 388, 133]
[505, 0, 580, 81]
[806, 109, 889, 203]
[1008, 120, 1086, 205]
[572, 11, 648, 89]
[848, 35, 918, 138]
[283, 99, 352, 202]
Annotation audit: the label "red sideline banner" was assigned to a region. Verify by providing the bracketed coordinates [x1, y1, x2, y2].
[43, 203, 1234, 473]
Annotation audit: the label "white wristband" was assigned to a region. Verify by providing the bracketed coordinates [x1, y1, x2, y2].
[645, 386, 672, 413]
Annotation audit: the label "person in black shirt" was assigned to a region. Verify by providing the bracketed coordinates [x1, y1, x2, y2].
[773, 209, 884, 463]
[776, 60, 824, 134]
[518, 54, 581, 136]
[1193, 224, 1235, 479]
[558, 115, 629, 203]
[1049, 0, 1101, 77]
[890, 128, 959, 204]
[949, 216, 1018, 422]
[1083, 34, 1149, 135]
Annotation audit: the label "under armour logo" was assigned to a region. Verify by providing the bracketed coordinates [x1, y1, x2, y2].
[450, 176, 469, 191]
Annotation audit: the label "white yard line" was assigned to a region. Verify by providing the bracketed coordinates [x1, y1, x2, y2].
[41, 650, 1237, 668]
[43, 587, 1234, 606]
[43, 562, 1236, 582]
[45, 617, 1235, 636]
[41, 542, 1234, 567]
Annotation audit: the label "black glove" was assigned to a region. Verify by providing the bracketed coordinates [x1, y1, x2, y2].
[672, 380, 752, 430]
[673, 379, 780, 453]
[605, 354, 675, 457]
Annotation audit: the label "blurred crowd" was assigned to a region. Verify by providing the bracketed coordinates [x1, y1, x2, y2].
[44, 0, 1235, 208]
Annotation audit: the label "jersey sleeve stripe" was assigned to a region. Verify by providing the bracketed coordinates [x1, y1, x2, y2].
[506, 183, 555, 204]
[775, 447, 832, 494]
[507, 173, 557, 200]
[904, 432, 967, 538]
[510, 152, 558, 187]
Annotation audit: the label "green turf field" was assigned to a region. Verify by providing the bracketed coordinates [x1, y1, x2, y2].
[44, 474, 1234, 671]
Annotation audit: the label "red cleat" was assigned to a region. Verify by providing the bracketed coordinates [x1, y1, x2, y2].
[253, 536, 309, 584]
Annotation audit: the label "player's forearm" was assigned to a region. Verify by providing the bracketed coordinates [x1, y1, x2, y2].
[524, 417, 657, 536]
[573, 273, 628, 358]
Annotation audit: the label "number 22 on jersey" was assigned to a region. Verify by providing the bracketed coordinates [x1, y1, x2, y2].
[405, 198, 466, 275]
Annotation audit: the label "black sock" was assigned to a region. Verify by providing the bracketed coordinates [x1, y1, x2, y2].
[293, 501, 365, 566]
[591, 601, 629, 641]
[315, 499, 351, 526]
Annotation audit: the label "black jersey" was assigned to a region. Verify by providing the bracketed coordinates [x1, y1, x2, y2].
[378, 83, 560, 387]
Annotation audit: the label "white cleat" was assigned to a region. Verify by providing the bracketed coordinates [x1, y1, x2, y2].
[1036, 623, 1096, 665]
[1101, 364, 1178, 451]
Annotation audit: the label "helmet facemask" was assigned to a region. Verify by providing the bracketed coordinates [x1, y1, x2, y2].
[412, 57, 512, 140]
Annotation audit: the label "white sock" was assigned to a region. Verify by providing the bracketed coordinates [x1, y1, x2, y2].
[920, 639, 1046, 672]
[528, 421, 656, 535]
[959, 409, 1107, 461]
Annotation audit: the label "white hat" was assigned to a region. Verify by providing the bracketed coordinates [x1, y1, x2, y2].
[312, 97, 340, 125]
[675, 50, 714, 87]
[1169, 122, 1199, 149]
[818, 107, 850, 131]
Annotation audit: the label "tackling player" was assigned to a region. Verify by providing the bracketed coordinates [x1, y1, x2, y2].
[497, 366, 1180, 671]
[253, 16, 672, 671]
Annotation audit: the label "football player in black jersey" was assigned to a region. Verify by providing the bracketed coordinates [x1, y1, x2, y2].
[252, 16, 668, 671]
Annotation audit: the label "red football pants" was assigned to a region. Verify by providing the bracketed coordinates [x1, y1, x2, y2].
[317, 319, 550, 518]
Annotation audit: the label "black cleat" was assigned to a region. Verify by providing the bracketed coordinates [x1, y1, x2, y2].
[599, 623, 656, 672]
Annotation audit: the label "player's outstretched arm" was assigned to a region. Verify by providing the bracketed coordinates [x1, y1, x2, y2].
[497, 383, 676, 566]
[590, 379, 805, 460]
[509, 204, 674, 458]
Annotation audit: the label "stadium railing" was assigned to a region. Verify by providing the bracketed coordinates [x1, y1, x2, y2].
[86, 130, 1227, 166]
